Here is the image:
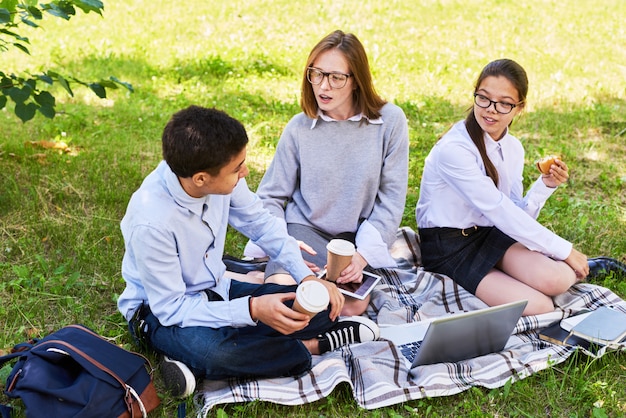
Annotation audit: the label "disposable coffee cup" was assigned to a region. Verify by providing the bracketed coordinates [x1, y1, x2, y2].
[292, 281, 330, 318]
[325, 239, 355, 282]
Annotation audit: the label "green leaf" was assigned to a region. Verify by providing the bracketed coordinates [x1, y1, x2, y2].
[34, 90, 55, 107]
[0, 74, 12, 87]
[55, 75, 74, 96]
[7, 85, 31, 103]
[36, 74, 53, 85]
[24, 78, 36, 90]
[15, 101, 37, 122]
[74, 0, 104, 15]
[26, 5, 43, 19]
[88, 82, 106, 98]
[96, 79, 119, 88]
[0, 95, 7, 110]
[42, 2, 75, 20]
[592, 407, 609, 418]
[0, 363, 13, 384]
[0, 8, 11, 23]
[20, 16, 40, 28]
[37, 103, 55, 118]
[1, 1, 18, 19]
[82, 0, 105, 9]
[110, 76, 134, 92]
[13, 42, 31, 55]
[42, 9, 68, 19]
[0, 27, 28, 41]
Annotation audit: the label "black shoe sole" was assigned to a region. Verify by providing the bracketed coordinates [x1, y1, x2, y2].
[222, 254, 267, 274]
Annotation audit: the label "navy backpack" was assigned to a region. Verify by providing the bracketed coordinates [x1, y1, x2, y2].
[1, 324, 159, 418]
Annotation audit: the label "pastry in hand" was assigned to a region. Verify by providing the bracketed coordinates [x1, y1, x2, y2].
[536, 155, 560, 174]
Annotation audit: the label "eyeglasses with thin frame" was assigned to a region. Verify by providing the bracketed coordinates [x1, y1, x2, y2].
[306, 67, 352, 89]
[473, 93, 521, 115]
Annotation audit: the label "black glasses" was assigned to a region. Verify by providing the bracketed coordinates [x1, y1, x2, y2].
[306, 67, 351, 89]
[473, 93, 521, 115]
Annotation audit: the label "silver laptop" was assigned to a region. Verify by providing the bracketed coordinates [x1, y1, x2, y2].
[380, 300, 527, 367]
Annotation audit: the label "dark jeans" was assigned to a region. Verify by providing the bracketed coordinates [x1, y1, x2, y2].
[129, 280, 335, 380]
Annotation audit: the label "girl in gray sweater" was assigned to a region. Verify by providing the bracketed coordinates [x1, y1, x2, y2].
[245, 30, 409, 316]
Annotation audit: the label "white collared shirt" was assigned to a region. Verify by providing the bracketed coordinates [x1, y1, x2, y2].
[310, 109, 383, 128]
[416, 121, 572, 260]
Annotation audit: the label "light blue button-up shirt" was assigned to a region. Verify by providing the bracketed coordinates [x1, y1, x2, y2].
[117, 161, 313, 328]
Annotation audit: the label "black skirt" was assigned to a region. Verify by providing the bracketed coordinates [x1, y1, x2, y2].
[418, 226, 516, 294]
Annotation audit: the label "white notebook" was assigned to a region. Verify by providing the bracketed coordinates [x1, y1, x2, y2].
[568, 306, 626, 346]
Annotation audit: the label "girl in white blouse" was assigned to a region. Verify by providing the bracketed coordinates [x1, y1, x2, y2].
[415, 59, 589, 315]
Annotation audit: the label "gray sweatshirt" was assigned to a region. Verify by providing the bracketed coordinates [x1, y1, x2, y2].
[256, 102, 409, 267]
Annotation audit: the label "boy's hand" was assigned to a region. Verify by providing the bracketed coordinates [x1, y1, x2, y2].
[301, 276, 344, 321]
[249, 293, 311, 335]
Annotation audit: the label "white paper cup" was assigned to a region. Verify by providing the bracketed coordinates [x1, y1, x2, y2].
[325, 239, 355, 282]
[292, 281, 330, 317]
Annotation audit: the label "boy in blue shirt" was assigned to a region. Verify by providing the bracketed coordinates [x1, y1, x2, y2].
[118, 106, 378, 397]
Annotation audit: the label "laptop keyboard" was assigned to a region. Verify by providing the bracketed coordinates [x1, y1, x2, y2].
[398, 340, 422, 363]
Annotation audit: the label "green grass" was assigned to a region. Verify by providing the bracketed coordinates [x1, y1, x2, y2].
[1, 0, 625, 416]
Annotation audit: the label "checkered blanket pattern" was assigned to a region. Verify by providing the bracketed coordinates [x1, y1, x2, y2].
[196, 227, 626, 414]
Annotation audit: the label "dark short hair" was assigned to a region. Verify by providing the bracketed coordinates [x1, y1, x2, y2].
[161, 106, 248, 178]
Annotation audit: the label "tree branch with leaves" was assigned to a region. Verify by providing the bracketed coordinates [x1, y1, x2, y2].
[0, 0, 132, 122]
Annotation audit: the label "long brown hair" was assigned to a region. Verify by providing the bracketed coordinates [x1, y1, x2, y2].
[300, 30, 386, 120]
[465, 59, 528, 186]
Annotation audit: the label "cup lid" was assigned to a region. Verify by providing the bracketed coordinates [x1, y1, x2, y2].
[326, 239, 355, 256]
[296, 281, 330, 312]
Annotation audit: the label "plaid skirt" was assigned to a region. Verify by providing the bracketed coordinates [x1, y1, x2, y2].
[418, 226, 516, 294]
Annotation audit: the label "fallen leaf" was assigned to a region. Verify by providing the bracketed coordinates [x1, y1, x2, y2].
[26, 140, 70, 151]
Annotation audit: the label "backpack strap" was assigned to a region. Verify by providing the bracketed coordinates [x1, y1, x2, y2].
[0, 351, 24, 368]
[1, 340, 37, 418]
[0, 339, 37, 369]
[0, 404, 12, 418]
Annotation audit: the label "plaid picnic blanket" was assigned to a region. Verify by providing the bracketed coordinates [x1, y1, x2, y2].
[196, 227, 626, 414]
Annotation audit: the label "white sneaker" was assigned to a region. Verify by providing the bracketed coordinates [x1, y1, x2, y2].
[317, 316, 380, 353]
[161, 356, 196, 398]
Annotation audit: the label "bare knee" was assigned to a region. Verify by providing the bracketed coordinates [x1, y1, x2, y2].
[507, 256, 577, 297]
[537, 263, 576, 296]
[340, 296, 370, 317]
[523, 296, 555, 315]
[265, 273, 297, 285]
[540, 280, 572, 296]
